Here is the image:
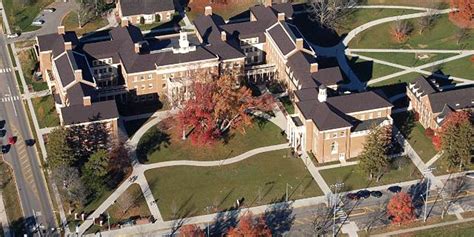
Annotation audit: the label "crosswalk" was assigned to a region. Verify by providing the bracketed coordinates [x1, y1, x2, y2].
[0, 95, 20, 102]
[0, 68, 12, 73]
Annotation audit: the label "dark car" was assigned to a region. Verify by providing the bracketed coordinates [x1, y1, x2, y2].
[371, 191, 383, 198]
[25, 139, 36, 146]
[1, 145, 10, 154]
[388, 186, 402, 193]
[0, 120, 5, 129]
[346, 193, 359, 200]
[357, 190, 371, 199]
[0, 130, 6, 137]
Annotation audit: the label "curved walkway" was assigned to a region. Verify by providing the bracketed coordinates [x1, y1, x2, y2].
[353, 5, 437, 11]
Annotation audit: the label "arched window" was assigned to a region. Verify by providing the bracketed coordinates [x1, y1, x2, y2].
[331, 142, 338, 154]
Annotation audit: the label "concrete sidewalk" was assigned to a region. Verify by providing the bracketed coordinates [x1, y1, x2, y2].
[0, 192, 11, 237]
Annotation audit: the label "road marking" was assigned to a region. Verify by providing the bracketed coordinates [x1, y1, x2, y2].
[0, 95, 20, 102]
[7, 86, 17, 117]
[0, 68, 12, 73]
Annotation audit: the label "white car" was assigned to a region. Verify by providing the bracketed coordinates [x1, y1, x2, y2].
[43, 8, 56, 13]
[466, 172, 474, 179]
[32, 19, 45, 26]
[6, 33, 19, 39]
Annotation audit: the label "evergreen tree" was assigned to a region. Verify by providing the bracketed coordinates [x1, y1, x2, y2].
[46, 127, 75, 169]
[84, 149, 109, 178]
[359, 125, 392, 181]
[438, 111, 473, 170]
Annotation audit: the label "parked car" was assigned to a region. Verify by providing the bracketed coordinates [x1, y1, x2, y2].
[32, 19, 45, 26]
[346, 193, 359, 200]
[43, 8, 56, 13]
[370, 191, 383, 198]
[6, 33, 19, 39]
[8, 136, 16, 145]
[1, 145, 9, 154]
[0, 130, 6, 137]
[465, 172, 474, 179]
[357, 190, 371, 199]
[388, 186, 402, 193]
[0, 120, 5, 129]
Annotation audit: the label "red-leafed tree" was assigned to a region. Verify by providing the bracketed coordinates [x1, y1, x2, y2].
[179, 224, 205, 237]
[227, 213, 272, 237]
[387, 192, 416, 224]
[450, 0, 474, 28]
[178, 76, 273, 145]
[432, 111, 473, 170]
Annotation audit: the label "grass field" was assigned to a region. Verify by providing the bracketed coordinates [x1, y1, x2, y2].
[369, 72, 422, 87]
[62, 11, 108, 36]
[432, 156, 474, 176]
[138, 118, 287, 163]
[145, 149, 323, 220]
[436, 56, 474, 80]
[319, 156, 422, 192]
[365, 0, 449, 8]
[3, 0, 53, 32]
[18, 48, 48, 92]
[398, 220, 474, 236]
[0, 162, 25, 235]
[356, 52, 457, 68]
[348, 56, 402, 82]
[32, 95, 60, 128]
[106, 184, 150, 225]
[349, 15, 474, 50]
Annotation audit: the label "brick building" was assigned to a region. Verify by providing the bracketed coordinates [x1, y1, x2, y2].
[117, 0, 176, 25]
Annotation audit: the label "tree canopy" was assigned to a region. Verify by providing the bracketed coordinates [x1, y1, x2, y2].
[46, 127, 75, 169]
[358, 125, 392, 181]
[226, 213, 271, 237]
[387, 192, 416, 224]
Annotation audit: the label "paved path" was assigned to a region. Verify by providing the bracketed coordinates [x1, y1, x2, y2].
[24, 89, 51, 99]
[341, 221, 359, 237]
[301, 153, 332, 195]
[426, 152, 444, 167]
[136, 174, 163, 222]
[353, 5, 436, 11]
[0, 192, 11, 237]
[122, 109, 177, 122]
[38, 126, 57, 136]
[348, 49, 474, 54]
[343, 8, 453, 46]
[372, 217, 474, 237]
[316, 160, 360, 171]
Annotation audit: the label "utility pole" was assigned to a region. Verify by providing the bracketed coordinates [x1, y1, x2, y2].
[422, 167, 436, 222]
[107, 212, 111, 231]
[330, 182, 344, 237]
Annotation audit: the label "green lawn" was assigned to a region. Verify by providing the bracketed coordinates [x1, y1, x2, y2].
[431, 155, 474, 176]
[187, 0, 259, 22]
[320, 156, 422, 192]
[138, 118, 287, 163]
[436, 56, 474, 80]
[3, 0, 53, 32]
[356, 52, 457, 68]
[393, 112, 438, 162]
[62, 11, 108, 36]
[349, 15, 474, 49]
[280, 96, 295, 114]
[106, 184, 150, 225]
[145, 149, 323, 220]
[19, 48, 48, 92]
[401, 220, 474, 237]
[369, 72, 421, 87]
[0, 162, 25, 236]
[336, 8, 420, 35]
[32, 95, 60, 128]
[365, 0, 449, 8]
[348, 56, 402, 82]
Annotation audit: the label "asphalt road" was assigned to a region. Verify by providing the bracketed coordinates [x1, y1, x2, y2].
[0, 33, 57, 236]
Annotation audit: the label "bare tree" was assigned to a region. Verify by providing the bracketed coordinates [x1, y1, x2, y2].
[52, 165, 88, 209]
[417, 8, 437, 35]
[117, 188, 140, 214]
[312, 204, 334, 236]
[391, 20, 413, 42]
[455, 28, 469, 45]
[440, 177, 466, 219]
[307, 0, 358, 30]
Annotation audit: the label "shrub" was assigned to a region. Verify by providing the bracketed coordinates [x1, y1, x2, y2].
[425, 128, 434, 138]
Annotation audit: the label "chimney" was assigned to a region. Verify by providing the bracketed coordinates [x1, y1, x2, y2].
[295, 38, 303, 50]
[74, 69, 83, 82]
[318, 85, 327, 103]
[277, 12, 285, 21]
[121, 18, 129, 27]
[221, 31, 227, 41]
[264, 0, 272, 7]
[310, 63, 318, 73]
[64, 41, 72, 50]
[57, 26, 65, 35]
[134, 43, 140, 53]
[83, 96, 91, 107]
[204, 6, 212, 16]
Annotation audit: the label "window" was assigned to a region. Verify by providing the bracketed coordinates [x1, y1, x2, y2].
[340, 131, 345, 137]
[148, 83, 153, 89]
[140, 76, 145, 81]
[377, 111, 382, 118]
[331, 142, 338, 155]
[162, 83, 166, 88]
[108, 67, 112, 72]
[148, 74, 152, 80]
[141, 85, 145, 90]
[332, 133, 337, 138]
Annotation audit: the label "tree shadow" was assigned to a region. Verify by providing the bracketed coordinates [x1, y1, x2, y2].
[207, 208, 241, 236]
[264, 200, 295, 235]
[291, 13, 343, 47]
[136, 127, 171, 163]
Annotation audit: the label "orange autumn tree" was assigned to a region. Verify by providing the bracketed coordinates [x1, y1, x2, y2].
[179, 224, 205, 237]
[227, 213, 272, 237]
[432, 111, 473, 170]
[387, 192, 416, 224]
[178, 76, 273, 145]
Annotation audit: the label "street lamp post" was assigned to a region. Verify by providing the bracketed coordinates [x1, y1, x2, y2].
[205, 206, 212, 237]
[422, 168, 436, 222]
[286, 183, 293, 202]
[330, 182, 344, 237]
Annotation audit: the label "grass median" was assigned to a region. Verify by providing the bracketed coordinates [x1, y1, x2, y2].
[145, 149, 323, 220]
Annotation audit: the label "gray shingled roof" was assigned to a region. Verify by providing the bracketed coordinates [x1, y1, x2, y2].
[61, 100, 118, 125]
[267, 23, 295, 56]
[353, 118, 387, 132]
[297, 101, 352, 131]
[55, 52, 75, 87]
[411, 76, 437, 96]
[311, 67, 344, 86]
[428, 86, 474, 113]
[327, 91, 393, 114]
[119, 0, 175, 17]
